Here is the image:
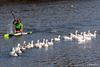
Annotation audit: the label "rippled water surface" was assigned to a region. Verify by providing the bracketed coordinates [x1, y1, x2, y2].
[0, 0, 100, 67]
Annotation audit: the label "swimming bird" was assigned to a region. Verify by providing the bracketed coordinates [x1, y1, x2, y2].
[34, 40, 42, 48]
[40, 39, 45, 46]
[75, 30, 78, 35]
[30, 40, 34, 48]
[63, 34, 72, 41]
[54, 35, 61, 42]
[83, 32, 90, 37]
[10, 52, 18, 57]
[15, 43, 22, 54]
[26, 42, 32, 49]
[48, 38, 54, 45]
[42, 39, 49, 48]
[21, 46, 26, 51]
[77, 37, 86, 44]
[22, 41, 27, 50]
[89, 30, 97, 38]
[21, 41, 28, 50]
[10, 48, 18, 57]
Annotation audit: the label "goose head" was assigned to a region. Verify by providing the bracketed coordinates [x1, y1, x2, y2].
[17, 43, 21, 47]
[75, 30, 78, 35]
[94, 30, 97, 34]
[31, 40, 33, 45]
[58, 35, 61, 38]
[88, 30, 90, 34]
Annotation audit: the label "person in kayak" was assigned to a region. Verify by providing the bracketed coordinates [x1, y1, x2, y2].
[13, 19, 23, 33]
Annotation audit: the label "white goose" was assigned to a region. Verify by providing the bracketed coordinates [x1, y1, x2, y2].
[16, 48, 22, 54]
[20, 41, 26, 51]
[30, 40, 34, 48]
[83, 32, 90, 37]
[26, 42, 32, 49]
[21, 41, 27, 50]
[83, 34, 91, 41]
[70, 33, 76, 38]
[89, 31, 97, 38]
[10, 52, 18, 57]
[54, 35, 61, 42]
[23, 41, 27, 46]
[21, 46, 26, 51]
[40, 39, 45, 46]
[70, 32, 80, 40]
[34, 40, 42, 48]
[75, 32, 84, 40]
[17, 43, 21, 48]
[76, 32, 89, 42]
[77, 37, 86, 44]
[42, 39, 49, 48]
[48, 38, 54, 45]
[63, 34, 72, 41]
[10, 48, 18, 57]
[15, 43, 22, 54]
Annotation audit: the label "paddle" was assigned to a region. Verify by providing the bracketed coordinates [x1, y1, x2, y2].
[10, 10, 16, 20]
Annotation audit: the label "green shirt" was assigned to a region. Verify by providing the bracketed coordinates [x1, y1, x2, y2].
[15, 22, 23, 30]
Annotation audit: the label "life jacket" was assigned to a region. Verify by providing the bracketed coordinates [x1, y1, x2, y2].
[15, 23, 22, 30]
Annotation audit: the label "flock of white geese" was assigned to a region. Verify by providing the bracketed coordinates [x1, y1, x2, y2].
[10, 30, 97, 57]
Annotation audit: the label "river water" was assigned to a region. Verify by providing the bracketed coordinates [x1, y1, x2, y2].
[0, 0, 100, 67]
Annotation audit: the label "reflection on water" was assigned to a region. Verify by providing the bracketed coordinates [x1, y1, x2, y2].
[0, 0, 100, 67]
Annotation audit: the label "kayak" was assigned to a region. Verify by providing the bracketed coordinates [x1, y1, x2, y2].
[3, 31, 32, 39]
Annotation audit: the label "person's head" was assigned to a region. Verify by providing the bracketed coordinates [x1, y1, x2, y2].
[15, 18, 21, 23]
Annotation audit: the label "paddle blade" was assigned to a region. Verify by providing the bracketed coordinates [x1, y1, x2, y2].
[3, 34, 9, 39]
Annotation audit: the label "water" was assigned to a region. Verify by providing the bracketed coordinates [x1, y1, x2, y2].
[0, 0, 100, 67]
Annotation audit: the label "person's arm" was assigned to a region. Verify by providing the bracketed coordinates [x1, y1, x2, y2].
[12, 24, 16, 33]
[20, 23, 23, 32]
[13, 20, 16, 24]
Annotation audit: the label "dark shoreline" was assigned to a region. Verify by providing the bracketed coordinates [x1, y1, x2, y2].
[0, 0, 66, 6]
[0, 0, 93, 6]
[0, 0, 65, 4]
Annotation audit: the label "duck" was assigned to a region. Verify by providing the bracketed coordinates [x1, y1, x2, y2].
[54, 35, 61, 42]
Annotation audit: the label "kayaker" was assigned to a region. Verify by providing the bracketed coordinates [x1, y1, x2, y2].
[13, 18, 23, 33]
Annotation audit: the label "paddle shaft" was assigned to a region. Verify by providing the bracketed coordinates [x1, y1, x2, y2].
[10, 10, 16, 20]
